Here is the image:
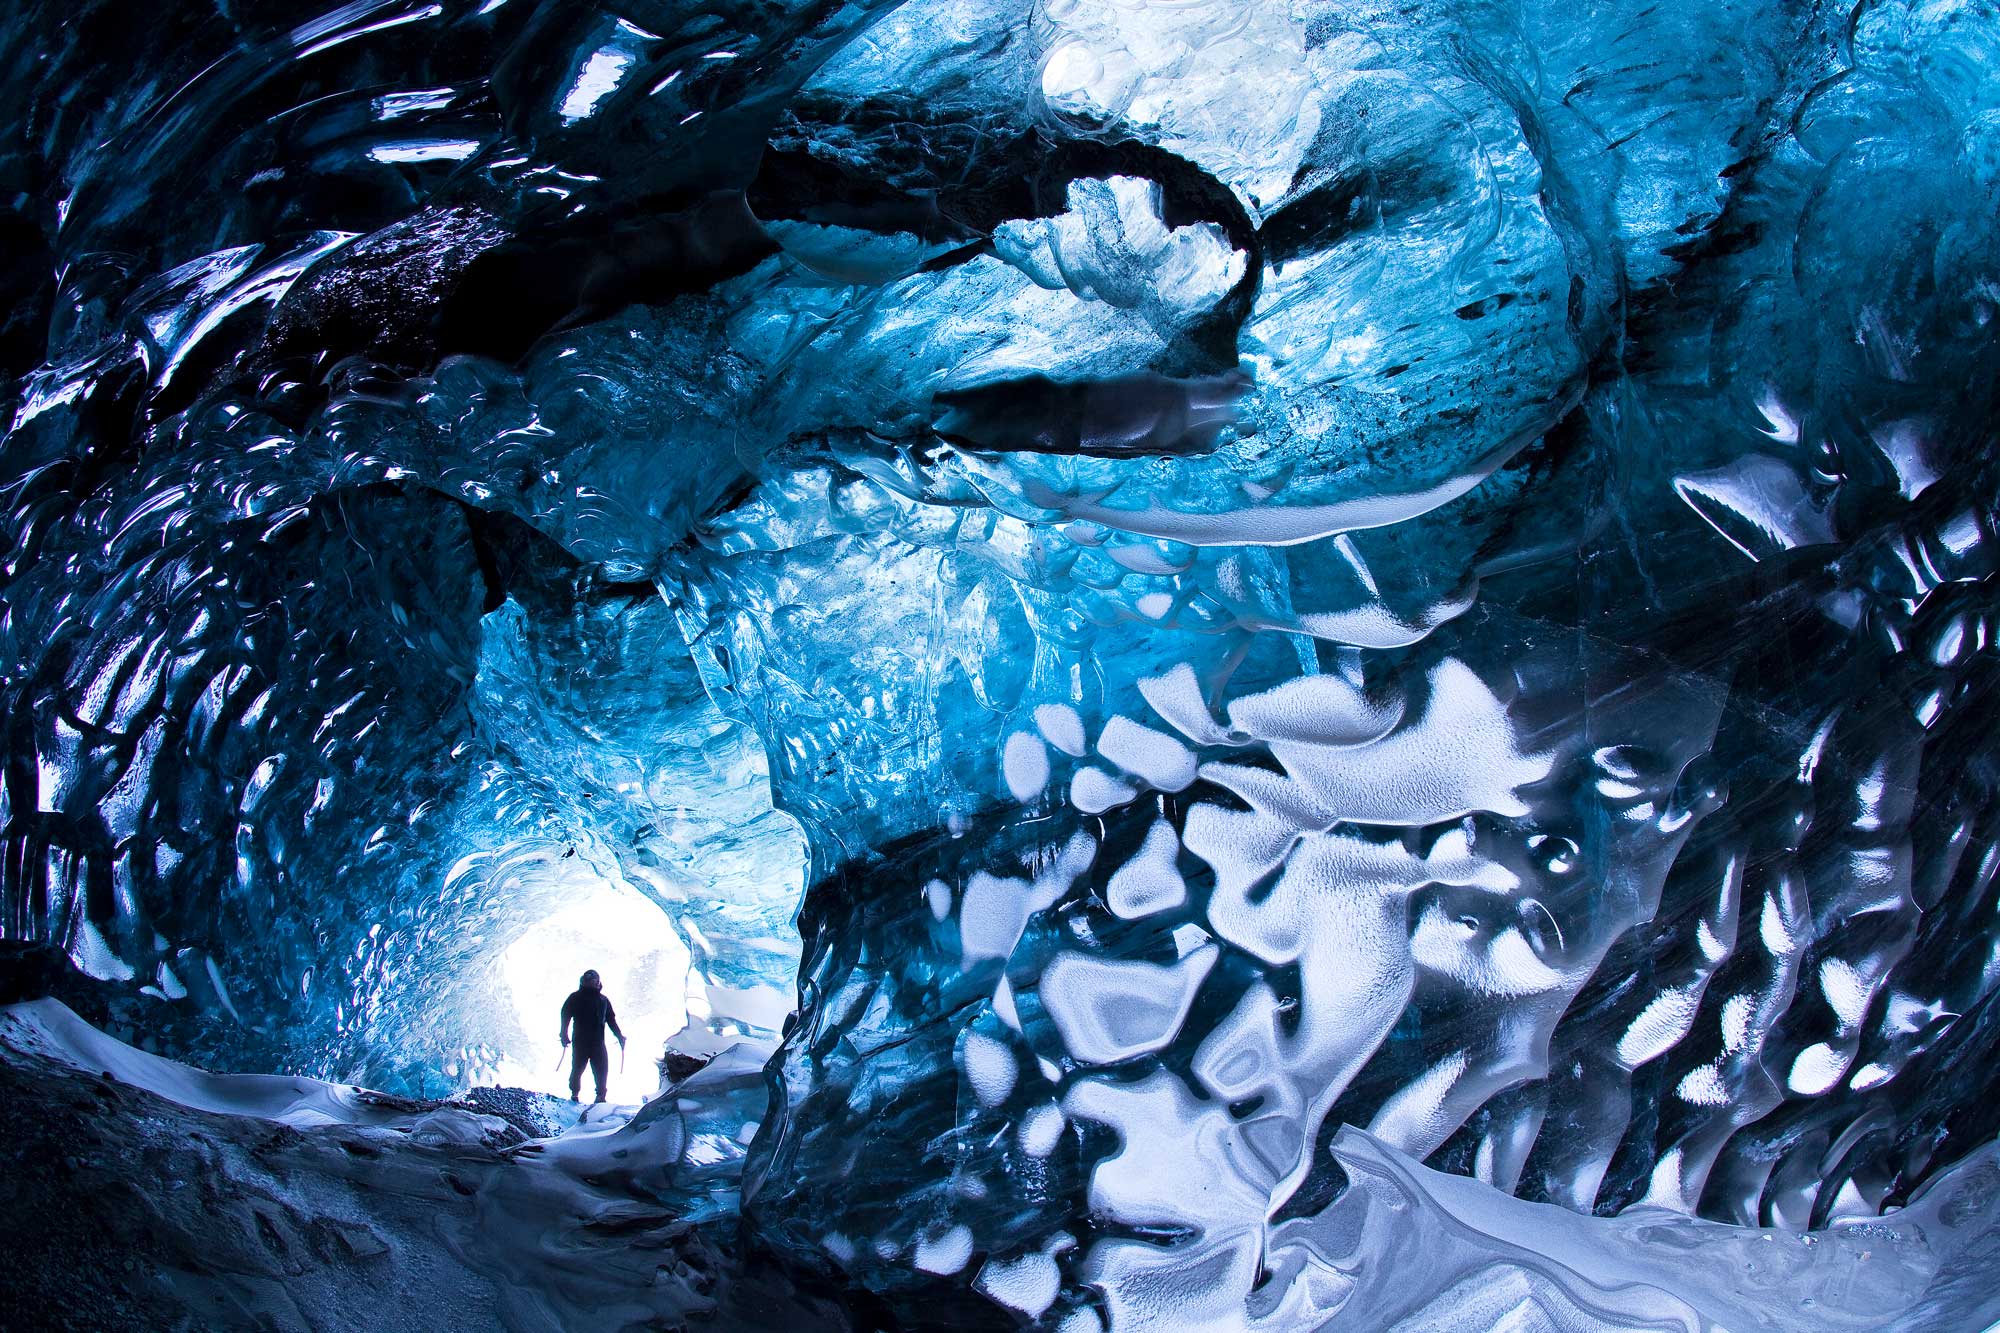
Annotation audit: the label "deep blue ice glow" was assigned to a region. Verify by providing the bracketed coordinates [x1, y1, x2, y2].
[3, 0, 2000, 1326]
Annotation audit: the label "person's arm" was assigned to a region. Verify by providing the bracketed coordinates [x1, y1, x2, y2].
[560, 995, 573, 1046]
[605, 999, 625, 1044]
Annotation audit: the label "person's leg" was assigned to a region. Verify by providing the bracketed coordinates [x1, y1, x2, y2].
[590, 1046, 609, 1102]
[568, 1044, 585, 1102]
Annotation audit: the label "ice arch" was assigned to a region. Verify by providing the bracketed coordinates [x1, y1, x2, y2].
[1, 0, 1999, 1329]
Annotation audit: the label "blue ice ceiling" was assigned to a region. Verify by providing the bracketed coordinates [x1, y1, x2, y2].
[3, 0, 2000, 1326]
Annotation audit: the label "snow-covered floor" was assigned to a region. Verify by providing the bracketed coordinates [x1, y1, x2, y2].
[0, 999, 827, 1332]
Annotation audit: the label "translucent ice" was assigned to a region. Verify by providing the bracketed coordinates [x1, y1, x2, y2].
[3, 0, 2000, 1326]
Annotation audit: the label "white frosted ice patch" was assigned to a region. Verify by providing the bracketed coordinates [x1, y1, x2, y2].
[1040, 944, 1216, 1064]
[1057, 1309, 1104, 1333]
[1095, 715, 1197, 792]
[1003, 731, 1052, 802]
[960, 833, 1095, 967]
[1193, 982, 1285, 1104]
[1820, 957, 1871, 1027]
[1208, 820, 1504, 964]
[368, 139, 482, 164]
[1851, 1061, 1894, 1091]
[1616, 986, 1702, 1069]
[1104, 536, 1194, 576]
[1206, 658, 1550, 827]
[1873, 420, 1941, 499]
[1224, 670, 1401, 747]
[914, 1224, 975, 1275]
[71, 918, 136, 982]
[1020, 1101, 1067, 1157]
[1035, 703, 1089, 756]
[1677, 1065, 1731, 1107]
[1368, 1051, 1471, 1156]
[1409, 904, 1560, 999]
[1106, 819, 1187, 919]
[959, 871, 1053, 966]
[1071, 765, 1139, 814]
[1, 999, 453, 1127]
[993, 974, 1022, 1030]
[1180, 802, 1300, 902]
[1697, 916, 1728, 962]
[1720, 993, 1755, 1055]
[1023, 439, 1520, 548]
[1788, 1042, 1851, 1096]
[1754, 390, 1801, 444]
[976, 1249, 1062, 1318]
[1138, 664, 1235, 746]
[963, 1030, 1019, 1107]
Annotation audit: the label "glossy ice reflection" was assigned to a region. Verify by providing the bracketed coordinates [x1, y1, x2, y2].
[2, 0, 1999, 1327]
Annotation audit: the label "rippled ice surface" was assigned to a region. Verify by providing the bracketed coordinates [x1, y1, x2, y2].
[3, 0, 2000, 1327]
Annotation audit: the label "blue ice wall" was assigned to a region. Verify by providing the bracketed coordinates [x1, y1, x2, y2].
[2, 0, 1999, 1326]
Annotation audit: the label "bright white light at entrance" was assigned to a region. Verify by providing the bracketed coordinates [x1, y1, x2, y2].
[492, 876, 692, 1104]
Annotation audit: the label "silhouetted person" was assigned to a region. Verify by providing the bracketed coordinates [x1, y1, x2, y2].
[560, 969, 625, 1103]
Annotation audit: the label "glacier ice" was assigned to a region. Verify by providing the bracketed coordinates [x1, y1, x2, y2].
[7, 994, 1999, 1328]
[2, 0, 2000, 1326]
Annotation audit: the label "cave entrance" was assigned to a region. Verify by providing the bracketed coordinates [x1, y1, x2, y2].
[489, 870, 693, 1104]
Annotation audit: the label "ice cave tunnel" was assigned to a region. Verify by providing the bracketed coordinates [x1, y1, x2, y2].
[4, 0, 2000, 1328]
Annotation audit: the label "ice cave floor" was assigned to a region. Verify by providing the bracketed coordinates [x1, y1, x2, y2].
[0, 1000, 844, 1332]
[4, 998, 1999, 1333]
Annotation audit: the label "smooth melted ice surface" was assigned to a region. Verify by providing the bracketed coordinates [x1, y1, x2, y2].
[3, 0, 2000, 1327]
